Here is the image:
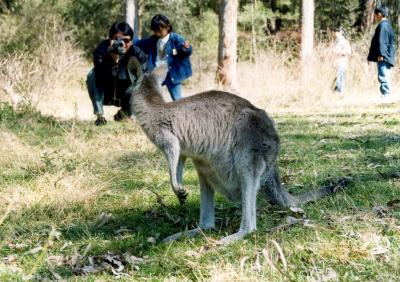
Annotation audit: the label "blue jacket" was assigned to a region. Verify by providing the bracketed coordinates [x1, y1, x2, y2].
[136, 32, 193, 85]
[367, 19, 396, 66]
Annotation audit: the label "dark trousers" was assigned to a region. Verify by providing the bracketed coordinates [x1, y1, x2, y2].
[86, 69, 132, 115]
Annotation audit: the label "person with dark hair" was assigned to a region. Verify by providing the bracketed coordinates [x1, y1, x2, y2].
[136, 14, 192, 101]
[86, 21, 147, 126]
[367, 6, 396, 98]
[331, 27, 352, 93]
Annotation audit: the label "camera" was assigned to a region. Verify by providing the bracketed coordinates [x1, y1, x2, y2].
[108, 38, 126, 55]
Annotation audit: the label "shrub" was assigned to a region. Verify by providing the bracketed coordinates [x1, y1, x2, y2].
[0, 1, 84, 108]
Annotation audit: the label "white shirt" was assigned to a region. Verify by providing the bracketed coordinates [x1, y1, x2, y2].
[155, 33, 171, 67]
[333, 36, 352, 67]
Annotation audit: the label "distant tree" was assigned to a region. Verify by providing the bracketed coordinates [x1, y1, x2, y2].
[301, 0, 314, 65]
[362, 0, 375, 32]
[217, 0, 238, 90]
[125, 0, 139, 39]
[250, 0, 257, 62]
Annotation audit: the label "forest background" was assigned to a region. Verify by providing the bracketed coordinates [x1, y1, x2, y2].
[1, 0, 400, 118]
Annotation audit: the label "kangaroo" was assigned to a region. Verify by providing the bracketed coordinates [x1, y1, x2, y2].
[128, 61, 348, 245]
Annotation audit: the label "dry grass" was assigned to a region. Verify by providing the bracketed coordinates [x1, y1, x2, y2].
[188, 42, 400, 115]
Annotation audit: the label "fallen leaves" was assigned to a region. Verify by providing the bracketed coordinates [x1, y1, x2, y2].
[8, 243, 28, 251]
[73, 251, 145, 278]
[308, 267, 339, 282]
[45, 248, 146, 279]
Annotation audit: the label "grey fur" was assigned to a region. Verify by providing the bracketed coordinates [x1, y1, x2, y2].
[129, 64, 348, 244]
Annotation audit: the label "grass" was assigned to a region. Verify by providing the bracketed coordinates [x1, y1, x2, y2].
[0, 101, 399, 281]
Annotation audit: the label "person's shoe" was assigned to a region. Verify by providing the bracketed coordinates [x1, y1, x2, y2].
[378, 94, 392, 104]
[95, 116, 107, 126]
[114, 110, 129, 121]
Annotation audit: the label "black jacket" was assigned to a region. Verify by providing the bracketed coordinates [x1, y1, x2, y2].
[93, 40, 147, 99]
[367, 19, 396, 66]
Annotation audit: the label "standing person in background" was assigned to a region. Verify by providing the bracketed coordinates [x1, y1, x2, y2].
[332, 27, 352, 93]
[136, 14, 192, 101]
[87, 21, 146, 126]
[367, 6, 396, 99]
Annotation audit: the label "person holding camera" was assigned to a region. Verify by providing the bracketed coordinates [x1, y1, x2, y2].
[86, 21, 146, 126]
[136, 14, 192, 101]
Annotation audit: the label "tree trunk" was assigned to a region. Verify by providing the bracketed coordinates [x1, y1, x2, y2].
[362, 0, 376, 32]
[397, 0, 400, 47]
[250, 0, 257, 62]
[301, 0, 314, 65]
[217, 0, 238, 91]
[125, 0, 140, 39]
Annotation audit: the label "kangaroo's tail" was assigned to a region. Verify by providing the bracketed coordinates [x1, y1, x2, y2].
[261, 165, 350, 207]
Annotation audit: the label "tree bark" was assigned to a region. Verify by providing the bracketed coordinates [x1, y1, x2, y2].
[125, 0, 140, 39]
[301, 0, 314, 65]
[397, 0, 400, 47]
[217, 0, 238, 91]
[250, 0, 257, 62]
[362, 0, 376, 32]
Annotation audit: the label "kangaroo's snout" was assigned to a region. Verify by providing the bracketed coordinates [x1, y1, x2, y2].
[150, 64, 169, 86]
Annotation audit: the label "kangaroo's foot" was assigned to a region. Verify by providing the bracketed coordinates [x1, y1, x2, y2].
[176, 188, 188, 205]
[217, 231, 250, 245]
[162, 227, 204, 243]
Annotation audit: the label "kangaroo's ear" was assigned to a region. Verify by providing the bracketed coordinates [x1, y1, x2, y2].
[151, 64, 168, 85]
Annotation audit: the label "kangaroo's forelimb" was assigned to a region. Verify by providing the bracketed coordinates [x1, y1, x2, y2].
[156, 129, 188, 205]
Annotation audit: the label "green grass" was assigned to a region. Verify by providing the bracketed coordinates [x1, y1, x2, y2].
[0, 103, 399, 281]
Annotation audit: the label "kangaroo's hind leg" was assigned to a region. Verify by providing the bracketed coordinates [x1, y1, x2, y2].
[156, 130, 188, 205]
[163, 172, 215, 243]
[218, 157, 266, 245]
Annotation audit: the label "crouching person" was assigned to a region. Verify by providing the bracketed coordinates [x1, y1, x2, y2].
[87, 21, 146, 125]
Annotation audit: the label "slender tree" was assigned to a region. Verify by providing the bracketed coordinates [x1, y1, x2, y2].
[397, 3, 400, 47]
[301, 0, 314, 65]
[250, 0, 257, 62]
[362, 0, 376, 32]
[217, 0, 238, 91]
[125, 0, 140, 39]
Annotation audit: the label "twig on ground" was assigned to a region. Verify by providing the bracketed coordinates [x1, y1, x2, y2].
[266, 217, 304, 234]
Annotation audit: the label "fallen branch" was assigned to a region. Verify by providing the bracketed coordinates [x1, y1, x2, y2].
[267, 217, 303, 234]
